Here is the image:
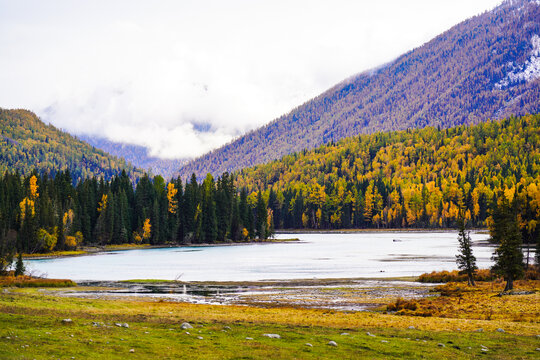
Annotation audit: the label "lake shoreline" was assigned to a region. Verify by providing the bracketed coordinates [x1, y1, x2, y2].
[24, 238, 301, 260]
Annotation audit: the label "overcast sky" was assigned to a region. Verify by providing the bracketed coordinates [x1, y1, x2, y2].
[0, 0, 502, 159]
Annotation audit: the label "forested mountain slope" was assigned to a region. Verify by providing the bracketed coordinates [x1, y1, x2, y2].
[235, 114, 540, 236]
[0, 109, 144, 182]
[179, 0, 540, 179]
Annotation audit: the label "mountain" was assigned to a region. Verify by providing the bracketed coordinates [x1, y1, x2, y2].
[78, 135, 186, 180]
[0, 108, 144, 182]
[236, 114, 540, 230]
[179, 0, 540, 179]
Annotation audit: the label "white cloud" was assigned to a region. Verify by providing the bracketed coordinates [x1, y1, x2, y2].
[0, 0, 502, 159]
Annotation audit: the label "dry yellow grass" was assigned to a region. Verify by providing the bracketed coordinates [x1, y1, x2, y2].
[386, 280, 540, 324]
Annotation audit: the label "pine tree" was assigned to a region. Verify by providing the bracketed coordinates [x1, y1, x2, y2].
[14, 252, 25, 276]
[456, 215, 477, 286]
[490, 192, 524, 291]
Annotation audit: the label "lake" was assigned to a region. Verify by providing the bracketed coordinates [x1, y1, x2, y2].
[25, 231, 499, 282]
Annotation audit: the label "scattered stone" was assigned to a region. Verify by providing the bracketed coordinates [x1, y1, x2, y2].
[115, 323, 122, 327]
[340, 333, 349, 336]
[245, 337, 253, 340]
[92, 322, 101, 327]
[381, 340, 389, 343]
[437, 343, 445, 347]
[535, 348, 540, 351]
[366, 332, 376, 337]
[62, 319, 73, 324]
[475, 328, 484, 332]
[185, 332, 190, 335]
[70, 334, 74, 337]
[223, 326, 231, 331]
[305, 343, 313, 347]
[327, 341, 338, 347]
[456, 328, 461, 332]
[122, 323, 129, 328]
[180, 322, 193, 330]
[481, 348, 489, 352]
[129, 349, 135, 353]
[6, 337, 10, 340]
[144, 331, 149, 334]
[197, 336, 203, 340]
[408, 326, 415, 330]
[496, 328, 505, 333]
[262, 333, 281, 339]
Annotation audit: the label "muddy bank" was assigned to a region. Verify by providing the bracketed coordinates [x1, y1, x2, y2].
[45, 278, 436, 312]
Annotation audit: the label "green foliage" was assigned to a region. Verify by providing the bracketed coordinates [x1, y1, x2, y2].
[456, 217, 477, 286]
[0, 108, 144, 183]
[14, 253, 25, 276]
[490, 191, 524, 291]
[0, 169, 273, 254]
[179, 1, 540, 179]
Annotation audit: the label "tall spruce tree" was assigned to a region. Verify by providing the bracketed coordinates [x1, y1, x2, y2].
[455, 215, 477, 286]
[490, 192, 524, 291]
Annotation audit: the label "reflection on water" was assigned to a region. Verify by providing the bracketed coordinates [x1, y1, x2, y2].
[27, 231, 495, 281]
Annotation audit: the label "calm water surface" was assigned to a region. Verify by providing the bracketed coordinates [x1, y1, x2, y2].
[27, 231, 495, 281]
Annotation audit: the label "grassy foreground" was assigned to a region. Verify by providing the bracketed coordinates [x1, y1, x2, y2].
[0, 286, 539, 359]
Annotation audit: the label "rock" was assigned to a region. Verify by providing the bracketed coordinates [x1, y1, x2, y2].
[129, 349, 135, 353]
[262, 333, 281, 339]
[475, 328, 484, 332]
[535, 348, 540, 351]
[197, 336, 203, 340]
[340, 333, 349, 336]
[496, 328, 505, 333]
[92, 322, 101, 327]
[408, 326, 415, 330]
[437, 343, 445, 347]
[456, 328, 461, 331]
[381, 340, 389, 343]
[328, 341, 338, 347]
[185, 332, 190, 335]
[245, 337, 253, 340]
[115, 323, 122, 327]
[62, 319, 73, 324]
[223, 326, 231, 330]
[366, 332, 376, 337]
[305, 343, 313, 347]
[122, 323, 129, 328]
[481, 348, 489, 352]
[180, 322, 193, 330]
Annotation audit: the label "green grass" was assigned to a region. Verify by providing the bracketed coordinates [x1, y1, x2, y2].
[0, 290, 539, 359]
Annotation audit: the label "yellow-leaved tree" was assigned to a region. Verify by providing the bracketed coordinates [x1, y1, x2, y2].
[167, 183, 178, 214]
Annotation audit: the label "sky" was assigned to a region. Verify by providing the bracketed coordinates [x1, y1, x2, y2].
[0, 0, 502, 159]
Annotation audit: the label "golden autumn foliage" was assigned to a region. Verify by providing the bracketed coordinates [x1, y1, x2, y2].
[167, 182, 178, 214]
[19, 197, 35, 221]
[236, 114, 540, 230]
[97, 194, 107, 213]
[142, 218, 151, 240]
[37, 228, 57, 252]
[29, 175, 39, 199]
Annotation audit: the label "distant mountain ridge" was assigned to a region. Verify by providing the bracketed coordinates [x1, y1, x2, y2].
[178, 0, 540, 179]
[0, 108, 144, 182]
[78, 135, 186, 180]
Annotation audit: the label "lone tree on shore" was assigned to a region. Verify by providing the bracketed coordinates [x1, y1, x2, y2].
[490, 191, 523, 291]
[456, 215, 477, 286]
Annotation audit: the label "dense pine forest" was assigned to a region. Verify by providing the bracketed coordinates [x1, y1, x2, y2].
[236, 114, 540, 244]
[0, 170, 272, 255]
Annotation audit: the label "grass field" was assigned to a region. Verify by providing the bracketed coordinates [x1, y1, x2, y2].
[0, 281, 539, 359]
